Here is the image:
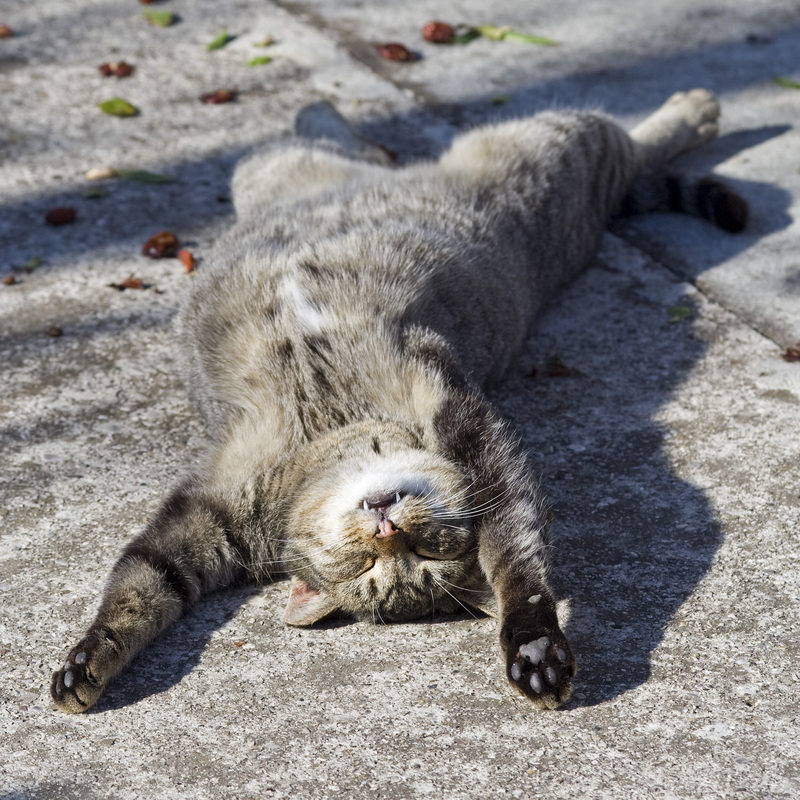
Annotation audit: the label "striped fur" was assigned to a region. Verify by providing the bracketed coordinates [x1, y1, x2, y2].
[51, 91, 745, 713]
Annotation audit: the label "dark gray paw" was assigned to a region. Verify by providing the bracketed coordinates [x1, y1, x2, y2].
[509, 635, 575, 708]
[501, 611, 576, 709]
[51, 629, 118, 714]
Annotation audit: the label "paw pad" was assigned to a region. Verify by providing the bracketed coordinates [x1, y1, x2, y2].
[507, 632, 575, 707]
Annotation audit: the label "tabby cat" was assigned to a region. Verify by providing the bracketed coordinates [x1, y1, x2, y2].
[51, 90, 746, 712]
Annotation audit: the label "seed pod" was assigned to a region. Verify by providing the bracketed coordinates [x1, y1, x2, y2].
[45, 207, 77, 226]
[142, 231, 180, 258]
[200, 89, 237, 104]
[374, 43, 420, 62]
[422, 22, 455, 44]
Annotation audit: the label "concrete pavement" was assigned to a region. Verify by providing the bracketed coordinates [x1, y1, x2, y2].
[1, 1, 799, 798]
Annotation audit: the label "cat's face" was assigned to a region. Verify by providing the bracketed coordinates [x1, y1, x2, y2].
[280, 422, 490, 624]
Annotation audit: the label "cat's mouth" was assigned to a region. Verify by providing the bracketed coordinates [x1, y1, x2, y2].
[360, 490, 408, 539]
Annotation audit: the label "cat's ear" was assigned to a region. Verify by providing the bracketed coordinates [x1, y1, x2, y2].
[282, 576, 341, 626]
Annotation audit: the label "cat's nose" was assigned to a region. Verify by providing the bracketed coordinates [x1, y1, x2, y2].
[360, 492, 407, 538]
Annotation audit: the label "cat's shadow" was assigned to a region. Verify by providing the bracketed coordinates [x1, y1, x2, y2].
[491, 245, 729, 709]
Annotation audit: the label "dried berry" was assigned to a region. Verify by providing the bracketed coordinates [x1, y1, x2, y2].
[200, 89, 237, 104]
[543, 354, 582, 378]
[0, 24, 14, 38]
[46, 326, 63, 338]
[142, 231, 180, 258]
[374, 43, 420, 62]
[782, 343, 800, 362]
[3, 275, 17, 286]
[177, 249, 196, 273]
[109, 274, 146, 291]
[45, 207, 77, 226]
[99, 61, 134, 78]
[422, 21, 455, 44]
[115, 62, 134, 77]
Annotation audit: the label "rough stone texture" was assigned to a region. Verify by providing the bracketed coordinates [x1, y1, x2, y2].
[1, 2, 798, 799]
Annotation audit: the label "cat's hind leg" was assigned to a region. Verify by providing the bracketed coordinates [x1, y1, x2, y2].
[231, 103, 392, 218]
[630, 88, 720, 168]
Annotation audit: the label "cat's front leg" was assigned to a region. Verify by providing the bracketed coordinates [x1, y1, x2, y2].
[432, 390, 576, 708]
[51, 476, 259, 712]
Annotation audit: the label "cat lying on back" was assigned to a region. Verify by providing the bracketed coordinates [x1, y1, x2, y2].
[51, 90, 746, 712]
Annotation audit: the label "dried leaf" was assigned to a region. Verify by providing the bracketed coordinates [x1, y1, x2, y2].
[109, 274, 147, 291]
[177, 249, 196, 272]
[46, 326, 63, 338]
[143, 10, 174, 28]
[254, 36, 276, 47]
[781, 343, 800, 362]
[0, 24, 14, 38]
[200, 88, 237, 104]
[374, 43, 420, 61]
[773, 76, 800, 90]
[208, 29, 234, 51]
[85, 167, 117, 180]
[422, 22, 455, 44]
[142, 231, 180, 258]
[247, 56, 273, 66]
[99, 61, 134, 77]
[543, 354, 582, 378]
[3, 275, 17, 286]
[114, 169, 174, 184]
[99, 98, 138, 117]
[668, 306, 692, 323]
[45, 207, 77, 226]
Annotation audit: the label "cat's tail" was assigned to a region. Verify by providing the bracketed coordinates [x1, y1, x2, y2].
[618, 171, 749, 233]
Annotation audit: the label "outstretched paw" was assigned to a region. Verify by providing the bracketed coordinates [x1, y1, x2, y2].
[501, 612, 576, 709]
[51, 628, 118, 713]
[631, 88, 721, 166]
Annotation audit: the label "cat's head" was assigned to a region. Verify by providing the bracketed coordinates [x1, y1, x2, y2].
[278, 420, 492, 625]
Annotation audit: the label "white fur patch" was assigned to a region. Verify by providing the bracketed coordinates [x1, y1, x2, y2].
[279, 274, 334, 334]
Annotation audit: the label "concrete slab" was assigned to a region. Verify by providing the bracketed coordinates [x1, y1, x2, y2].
[1, 1, 799, 799]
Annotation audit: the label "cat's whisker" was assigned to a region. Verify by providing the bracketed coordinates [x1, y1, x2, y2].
[429, 574, 477, 619]
[435, 576, 485, 594]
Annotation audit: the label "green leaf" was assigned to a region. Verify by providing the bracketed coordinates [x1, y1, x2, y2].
[98, 98, 138, 117]
[474, 25, 511, 42]
[247, 56, 273, 66]
[143, 10, 174, 28]
[773, 76, 800, 89]
[450, 28, 481, 45]
[23, 256, 42, 273]
[491, 94, 512, 105]
[668, 306, 692, 323]
[208, 29, 234, 51]
[83, 186, 109, 199]
[504, 30, 559, 46]
[113, 169, 175, 184]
